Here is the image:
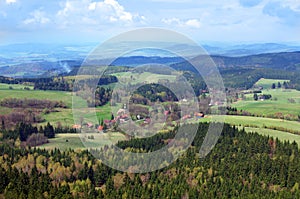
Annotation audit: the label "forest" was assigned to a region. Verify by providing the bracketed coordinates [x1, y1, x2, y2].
[0, 123, 300, 198]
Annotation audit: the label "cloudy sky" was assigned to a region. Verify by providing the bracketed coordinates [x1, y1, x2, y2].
[0, 0, 299, 44]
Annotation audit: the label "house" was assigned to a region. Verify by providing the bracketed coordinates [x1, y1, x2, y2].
[97, 125, 103, 131]
[181, 98, 188, 102]
[117, 108, 126, 116]
[86, 122, 93, 128]
[194, 112, 204, 118]
[258, 95, 265, 101]
[104, 119, 111, 124]
[72, 124, 81, 129]
[182, 114, 192, 120]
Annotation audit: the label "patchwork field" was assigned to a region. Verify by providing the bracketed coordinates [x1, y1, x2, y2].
[1, 80, 300, 149]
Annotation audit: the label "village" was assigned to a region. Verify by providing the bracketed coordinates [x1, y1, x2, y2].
[72, 103, 206, 134]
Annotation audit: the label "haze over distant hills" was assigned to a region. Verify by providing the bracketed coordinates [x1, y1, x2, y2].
[0, 42, 300, 78]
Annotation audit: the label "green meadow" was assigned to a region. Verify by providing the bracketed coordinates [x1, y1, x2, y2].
[254, 78, 290, 89]
[245, 127, 300, 146]
[0, 83, 34, 90]
[199, 115, 300, 146]
[0, 87, 73, 107]
[201, 115, 300, 133]
[233, 79, 300, 116]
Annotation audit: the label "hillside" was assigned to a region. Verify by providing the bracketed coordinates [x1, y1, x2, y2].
[1, 51, 300, 78]
[171, 51, 300, 72]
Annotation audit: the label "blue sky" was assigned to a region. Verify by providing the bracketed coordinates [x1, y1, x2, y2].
[0, 0, 299, 44]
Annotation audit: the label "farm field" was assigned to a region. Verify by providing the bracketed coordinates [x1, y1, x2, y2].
[38, 132, 126, 150]
[0, 86, 73, 107]
[232, 79, 300, 116]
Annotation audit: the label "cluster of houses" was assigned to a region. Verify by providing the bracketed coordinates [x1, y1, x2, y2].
[182, 112, 205, 120]
[72, 108, 205, 132]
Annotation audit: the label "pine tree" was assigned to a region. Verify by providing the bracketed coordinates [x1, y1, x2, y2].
[253, 93, 258, 101]
[278, 82, 281, 88]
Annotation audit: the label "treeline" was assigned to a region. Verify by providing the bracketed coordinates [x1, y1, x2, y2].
[0, 98, 67, 109]
[1, 123, 300, 198]
[33, 75, 117, 92]
[1, 122, 76, 142]
[73, 76, 118, 92]
[33, 77, 71, 91]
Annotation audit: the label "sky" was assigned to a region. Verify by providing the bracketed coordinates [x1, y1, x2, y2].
[0, 0, 300, 44]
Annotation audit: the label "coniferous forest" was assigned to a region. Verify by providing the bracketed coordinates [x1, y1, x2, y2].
[1, 123, 300, 198]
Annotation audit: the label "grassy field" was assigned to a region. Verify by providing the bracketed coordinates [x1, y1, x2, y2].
[0, 84, 113, 127]
[0, 83, 34, 90]
[0, 87, 73, 107]
[232, 78, 300, 116]
[199, 115, 300, 146]
[233, 89, 300, 116]
[244, 127, 300, 146]
[254, 78, 290, 89]
[201, 115, 300, 132]
[41, 102, 113, 126]
[38, 132, 126, 150]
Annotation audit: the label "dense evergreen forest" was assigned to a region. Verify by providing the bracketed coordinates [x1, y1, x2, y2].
[0, 123, 300, 198]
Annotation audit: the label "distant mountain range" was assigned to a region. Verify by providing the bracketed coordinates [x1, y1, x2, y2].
[1, 42, 300, 77]
[203, 43, 300, 57]
[112, 51, 300, 71]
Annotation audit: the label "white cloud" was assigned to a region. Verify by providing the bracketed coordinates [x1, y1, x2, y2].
[162, 17, 201, 28]
[162, 17, 180, 25]
[185, 19, 201, 28]
[23, 9, 50, 25]
[56, 0, 145, 28]
[6, 0, 16, 4]
[282, 0, 300, 12]
[89, 0, 133, 22]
